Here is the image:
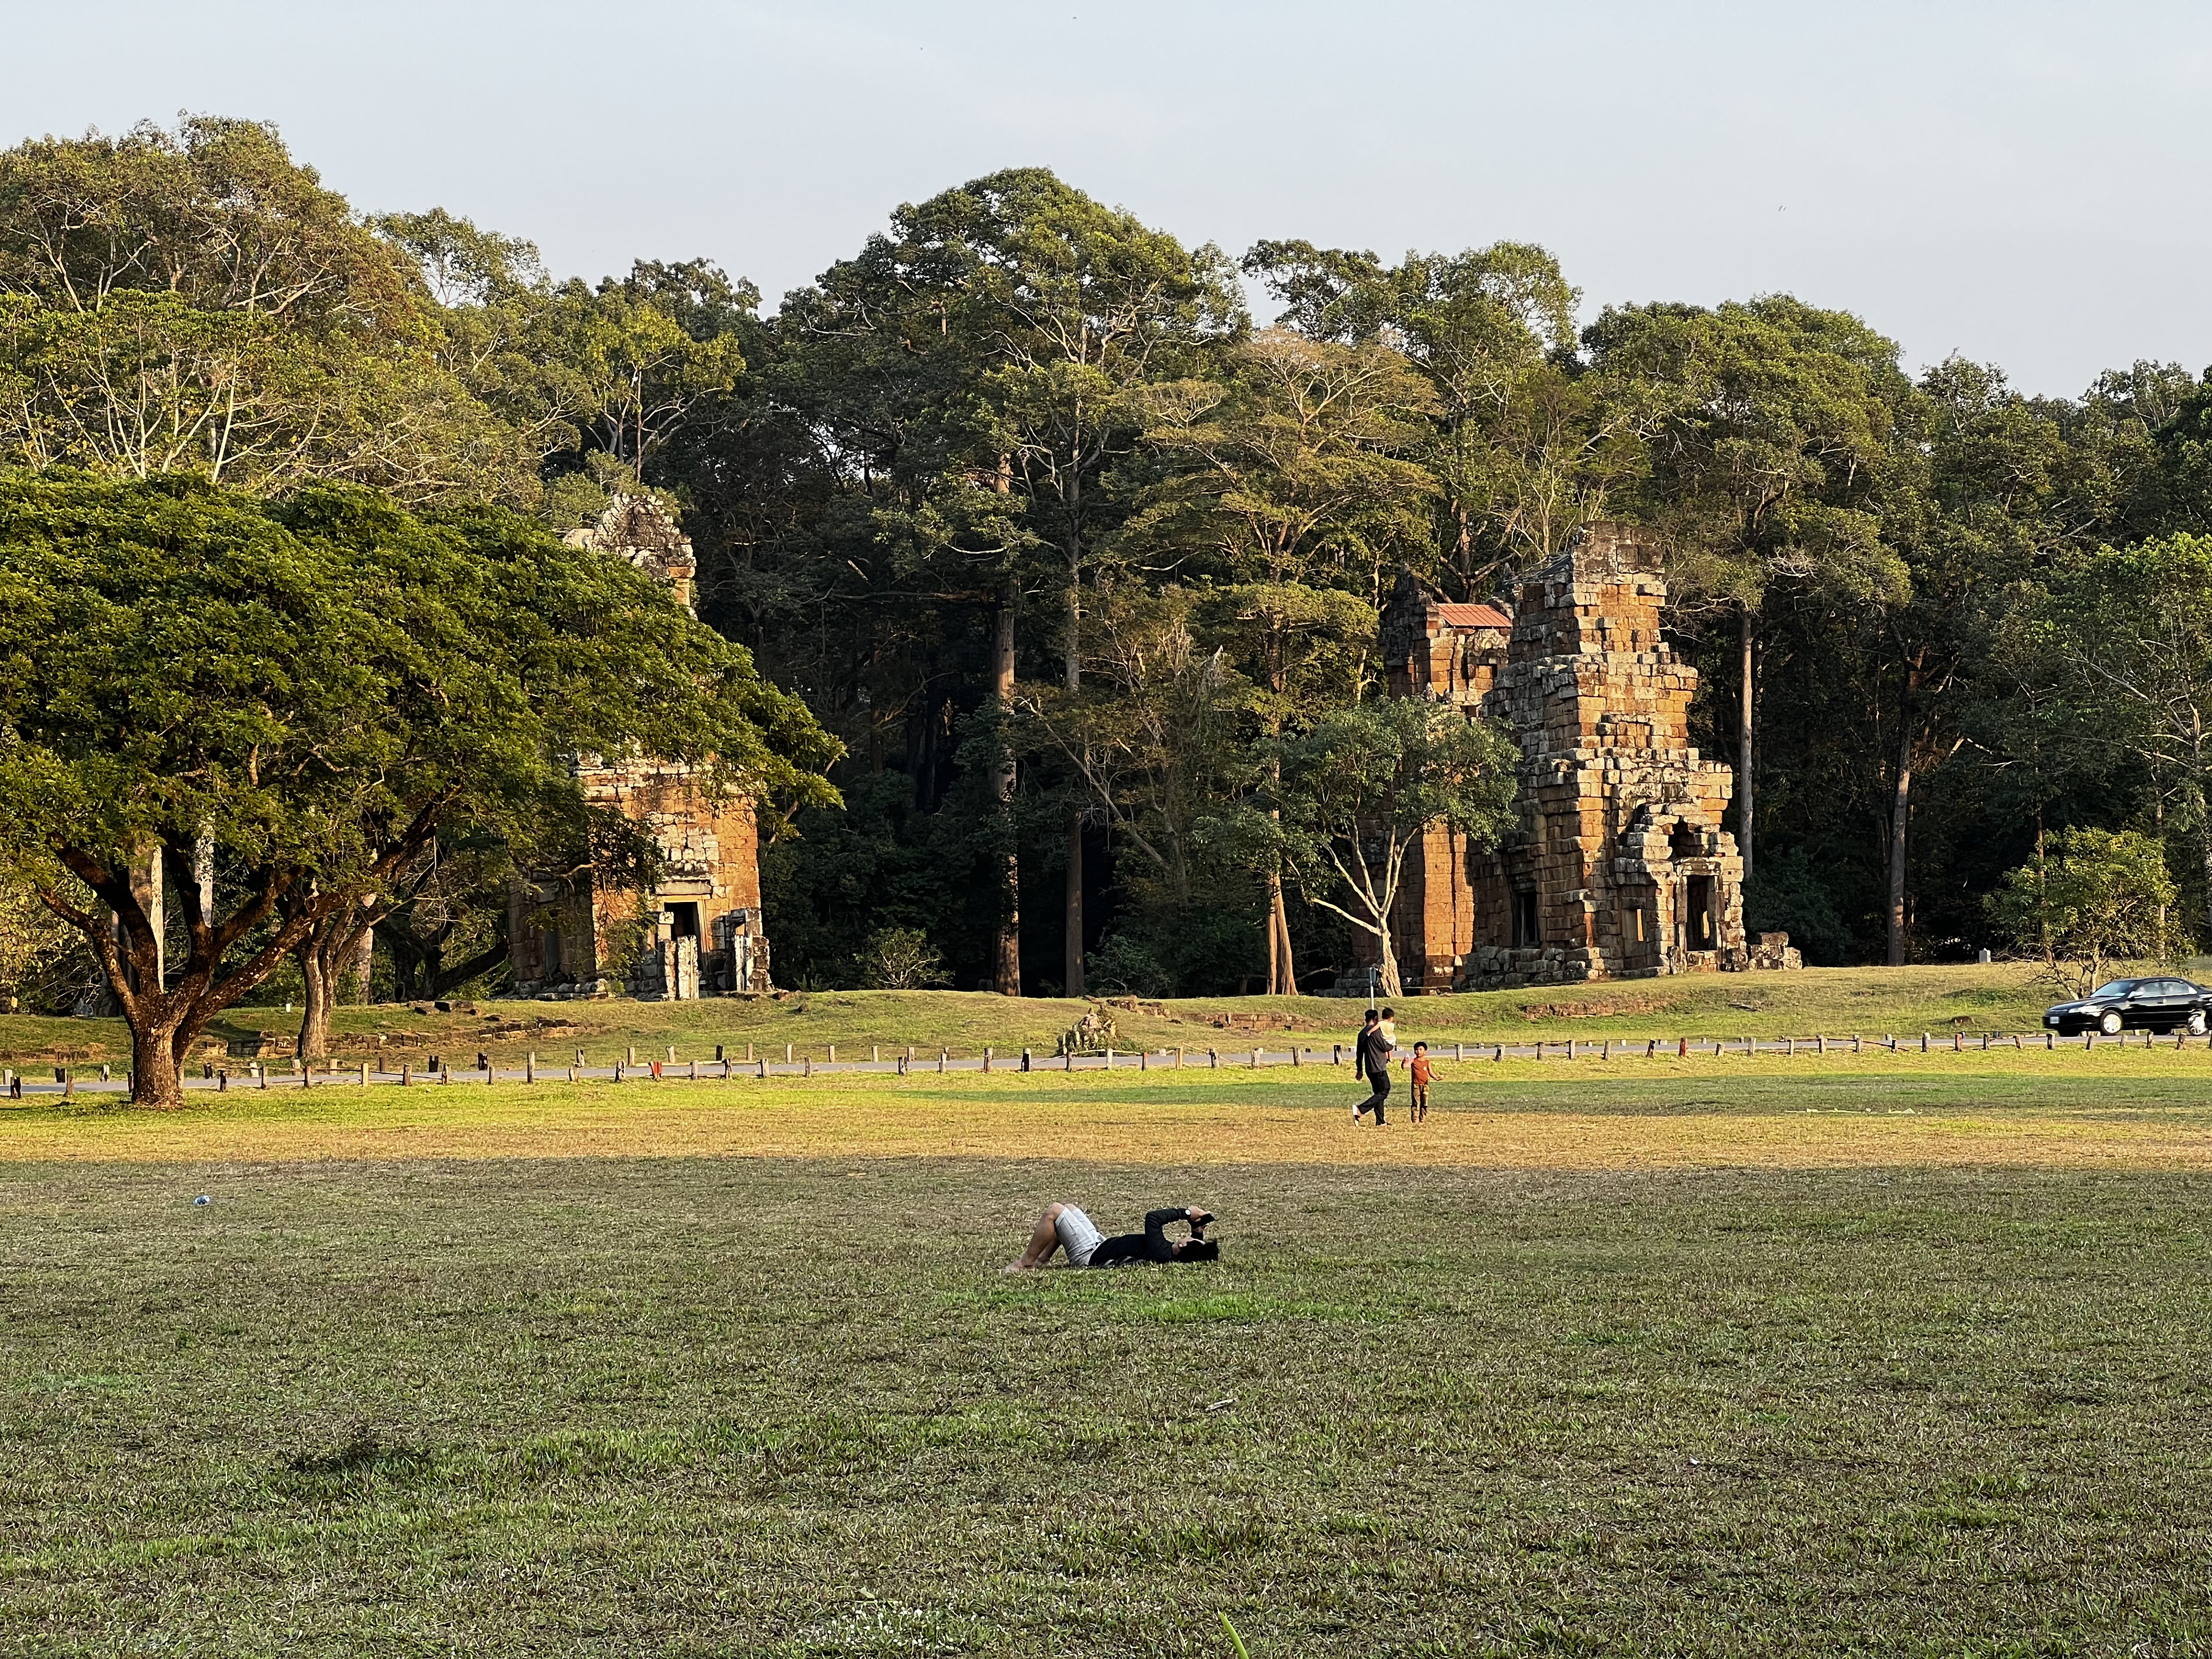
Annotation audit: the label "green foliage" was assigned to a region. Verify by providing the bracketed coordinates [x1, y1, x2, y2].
[1274, 700, 1517, 994]
[859, 927, 951, 991]
[1988, 828, 2182, 995]
[1743, 846, 1853, 966]
[0, 471, 838, 1096]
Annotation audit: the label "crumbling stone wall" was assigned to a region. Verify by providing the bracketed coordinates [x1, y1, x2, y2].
[509, 496, 772, 1000]
[1378, 523, 1754, 991]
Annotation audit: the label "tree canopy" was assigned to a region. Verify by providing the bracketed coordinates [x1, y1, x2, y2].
[0, 469, 837, 1102]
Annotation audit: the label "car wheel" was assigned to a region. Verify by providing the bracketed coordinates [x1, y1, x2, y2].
[2099, 1010, 2124, 1036]
[2191, 1011, 2208, 1037]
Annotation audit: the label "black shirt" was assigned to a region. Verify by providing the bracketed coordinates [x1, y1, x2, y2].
[1357, 1026, 1393, 1078]
[1090, 1207, 1198, 1267]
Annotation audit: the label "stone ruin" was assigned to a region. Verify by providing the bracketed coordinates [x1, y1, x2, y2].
[1374, 521, 1796, 992]
[508, 495, 772, 1001]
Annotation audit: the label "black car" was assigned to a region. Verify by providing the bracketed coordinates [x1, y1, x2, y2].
[2044, 977, 2211, 1036]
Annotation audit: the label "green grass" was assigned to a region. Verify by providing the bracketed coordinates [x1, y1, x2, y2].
[0, 963, 2104, 1076]
[4, 1059, 2212, 1653]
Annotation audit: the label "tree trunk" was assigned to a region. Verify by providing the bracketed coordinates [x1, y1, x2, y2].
[130, 1013, 187, 1110]
[2193, 711, 2212, 950]
[1267, 874, 1297, 995]
[1886, 655, 1921, 968]
[299, 947, 335, 1060]
[1374, 926, 1404, 998]
[1064, 570, 1085, 997]
[1738, 602, 1755, 889]
[991, 593, 1020, 995]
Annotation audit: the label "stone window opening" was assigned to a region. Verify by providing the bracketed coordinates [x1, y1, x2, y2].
[1512, 889, 1541, 948]
[667, 901, 702, 941]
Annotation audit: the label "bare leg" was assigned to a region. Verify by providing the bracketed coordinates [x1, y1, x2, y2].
[1005, 1203, 1067, 1271]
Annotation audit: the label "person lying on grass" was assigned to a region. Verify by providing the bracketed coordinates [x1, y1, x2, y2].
[1003, 1203, 1218, 1271]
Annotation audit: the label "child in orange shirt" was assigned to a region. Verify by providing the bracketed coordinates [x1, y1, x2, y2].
[1407, 1040, 1433, 1123]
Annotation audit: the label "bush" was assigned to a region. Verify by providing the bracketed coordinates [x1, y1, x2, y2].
[1988, 827, 2184, 995]
[858, 928, 950, 990]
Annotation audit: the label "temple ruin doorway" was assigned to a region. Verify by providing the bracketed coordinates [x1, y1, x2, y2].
[1684, 875, 1716, 952]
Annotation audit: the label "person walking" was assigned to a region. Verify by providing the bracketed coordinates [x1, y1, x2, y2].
[1407, 1040, 1433, 1123]
[1352, 1006, 1394, 1125]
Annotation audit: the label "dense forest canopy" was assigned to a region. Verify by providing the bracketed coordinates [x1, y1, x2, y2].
[7, 115, 2212, 1003]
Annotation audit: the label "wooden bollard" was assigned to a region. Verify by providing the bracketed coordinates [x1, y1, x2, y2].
[1104, 1048, 1113, 1070]
[1178, 1046, 1186, 1067]
[872, 1046, 879, 1063]
[525, 1052, 536, 1083]
[1139, 1050, 1147, 1070]
[399, 1065, 409, 1087]
[1064, 1051, 1073, 1072]
[1496, 1044, 1505, 1061]
[828, 1044, 836, 1063]
[786, 1044, 794, 1065]
[1921, 1032, 1929, 1052]
[2045, 1031, 2054, 1050]
[983, 1047, 993, 1073]
[1292, 1045, 1301, 1066]
[938, 1048, 947, 1073]
[1208, 1047, 1218, 1068]
[747, 1043, 755, 1063]
[666, 1045, 676, 1063]
[627, 1046, 637, 1066]
[1251, 1047, 1261, 1067]
[359, 1063, 369, 1086]
[716, 1045, 726, 1062]
[689, 1060, 698, 1079]
[1021, 1048, 1031, 1071]
[1454, 1042, 1464, 1061]
[1677, 1036, 1687, 1058]
[758, 1058, 768, 1077]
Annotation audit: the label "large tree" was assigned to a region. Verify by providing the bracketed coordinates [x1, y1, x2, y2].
[780, 169, 1243, 993]
[0, 472, 838, 1104]
[1272, 697, 1517, 997]
[0, 118, 534, 504]
[1585, 298, 1918, 895]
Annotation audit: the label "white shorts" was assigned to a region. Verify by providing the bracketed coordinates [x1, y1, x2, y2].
[1055, 1204, 1105, 1267]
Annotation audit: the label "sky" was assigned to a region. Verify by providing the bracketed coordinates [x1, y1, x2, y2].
[6, 0, 2206, 397]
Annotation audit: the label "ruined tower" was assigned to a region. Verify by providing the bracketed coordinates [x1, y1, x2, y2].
[509, 496, 772, 1000]
[1378, 522, 1750, 990]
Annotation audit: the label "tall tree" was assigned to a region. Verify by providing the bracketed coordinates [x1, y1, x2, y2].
[0, 118, 535, 504]
[0, 473, 838, 1104]
[1272, 698, 1517, 998]
[2036, 534, 2212, 946]
[1585, 296, 1918, 891]
[786, 169, 1243, 993]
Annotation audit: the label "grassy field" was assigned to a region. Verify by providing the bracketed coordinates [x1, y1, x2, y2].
[4, 1053, 2212, 1655]
[0, 963, 2112, 1077]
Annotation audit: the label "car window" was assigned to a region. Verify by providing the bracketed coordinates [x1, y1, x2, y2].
[2091, 980, 2137, 998]
[2157, 980, 2187, 997]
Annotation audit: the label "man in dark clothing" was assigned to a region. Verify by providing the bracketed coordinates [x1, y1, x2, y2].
[1353, 1006, 1393, 1125]
[1004, 1203, 1218, 1270]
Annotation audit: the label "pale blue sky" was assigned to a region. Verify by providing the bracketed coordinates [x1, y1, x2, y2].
[7, 0, 2206, 395]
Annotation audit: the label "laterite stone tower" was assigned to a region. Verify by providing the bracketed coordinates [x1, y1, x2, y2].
[1378, 521, 1750, 990]
[509, 496, 772, 1000]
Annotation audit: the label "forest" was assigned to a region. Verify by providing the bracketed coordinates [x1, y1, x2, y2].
[6, 115, 2212, 1007]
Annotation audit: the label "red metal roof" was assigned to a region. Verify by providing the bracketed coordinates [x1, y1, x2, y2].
[1436, 602, 1512, 630]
